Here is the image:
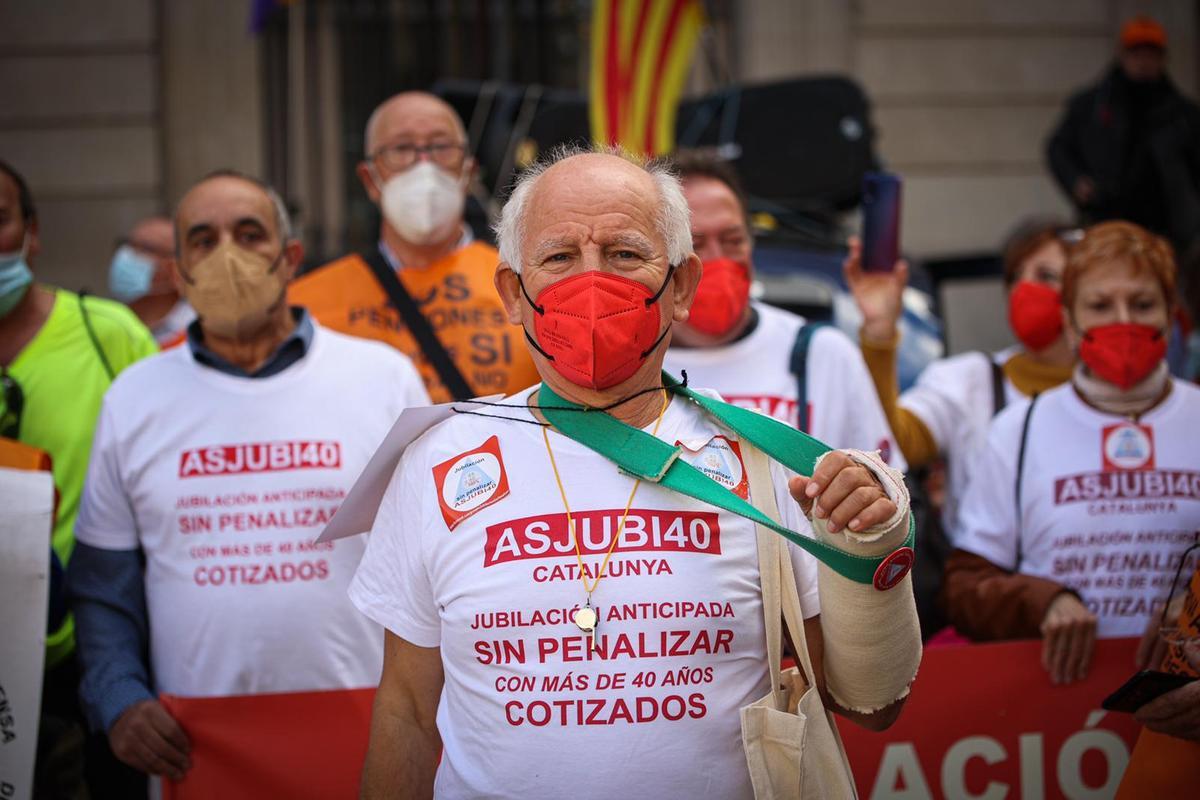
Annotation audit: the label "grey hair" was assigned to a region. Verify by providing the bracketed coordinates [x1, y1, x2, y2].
[494, 144, 692, 273]
[264, 185, 293, 240]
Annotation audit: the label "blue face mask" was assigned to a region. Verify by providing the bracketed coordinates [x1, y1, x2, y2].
[0, 235, 33, 318]
[108, 245, 158, 302]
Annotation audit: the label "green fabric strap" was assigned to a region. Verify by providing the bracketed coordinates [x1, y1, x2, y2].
[538, 374, 915, 587]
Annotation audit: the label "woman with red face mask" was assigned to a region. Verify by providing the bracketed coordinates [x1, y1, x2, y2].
[845, 220, 1078, 541]
[945, 221, 1200, 686]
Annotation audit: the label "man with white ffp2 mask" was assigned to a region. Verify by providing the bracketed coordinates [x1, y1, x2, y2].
[291, 91, 539, 403]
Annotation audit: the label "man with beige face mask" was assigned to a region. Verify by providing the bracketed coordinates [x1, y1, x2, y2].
[289, 91, 539, 403]
[67, 171, 430, 788]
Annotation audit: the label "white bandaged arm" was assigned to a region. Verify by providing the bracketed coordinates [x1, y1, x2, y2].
[811, 448, 921, 713]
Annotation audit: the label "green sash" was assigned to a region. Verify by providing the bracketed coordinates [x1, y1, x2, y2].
[537, 373, 915, 586]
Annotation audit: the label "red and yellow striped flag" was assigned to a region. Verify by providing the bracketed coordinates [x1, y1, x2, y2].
[590, 0, 706, 156]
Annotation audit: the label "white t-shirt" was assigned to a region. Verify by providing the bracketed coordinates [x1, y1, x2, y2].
[899, 347, 1020, 538]
[350, 385, 821, 800]
[956, 379, 1200, 638]
[664, 301, 906, 469]
[75, 324, 430, 697]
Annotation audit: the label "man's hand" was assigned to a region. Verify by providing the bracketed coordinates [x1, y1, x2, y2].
[1040, 593, 1097, 685]
[788, 451, 896, 535]
[842, 236, 909, 344]
[1135, 641, 1200, 741]
[109, 699, 191, 780]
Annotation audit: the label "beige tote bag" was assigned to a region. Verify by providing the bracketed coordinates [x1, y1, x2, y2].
[739, 443, 858, 800]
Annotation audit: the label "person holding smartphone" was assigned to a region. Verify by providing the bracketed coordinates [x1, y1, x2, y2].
[844, 219, 1078, 540]
[664, 153, 904, 467]
[945, 221, 1200, 685]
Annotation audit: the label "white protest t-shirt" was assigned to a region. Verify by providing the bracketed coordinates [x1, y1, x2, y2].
[956, 380, 1200, 637]
[899, 347, 1020, 539]
[350, 386, 821, 800]
[75, 325, 430, 697]
[664, 301, 906, 469]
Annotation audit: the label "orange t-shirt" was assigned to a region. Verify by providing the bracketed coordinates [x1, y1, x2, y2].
[288, 242, 539, 403]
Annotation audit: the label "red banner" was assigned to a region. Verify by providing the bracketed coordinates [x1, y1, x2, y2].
[158, 640, 1146, 798]
[837, 638, 1143, 800]
[160, 687, 374, 800]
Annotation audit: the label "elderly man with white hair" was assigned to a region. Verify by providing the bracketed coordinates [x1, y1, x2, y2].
[350, 149, 922, 799]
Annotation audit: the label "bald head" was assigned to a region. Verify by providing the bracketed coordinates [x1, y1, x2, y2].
[490, 148, 703, 397]
[174, 171, 292, 252]
[495, 148, 692, 272]
[363, 91, 467, 156]
[174, 173, 297, 266]
[540, 152, 658, 199]
[127, 216, 174, 258]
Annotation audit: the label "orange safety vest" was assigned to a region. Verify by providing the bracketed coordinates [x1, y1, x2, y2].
[288, 242, 539, 404]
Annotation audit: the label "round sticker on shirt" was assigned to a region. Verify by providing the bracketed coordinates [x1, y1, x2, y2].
[873, 547, 914, 592]
[1102, 423, 1155, 471]
[432, 435, 511, 530]
[677, 436, 749, 499]
[442, 452, 502, 511]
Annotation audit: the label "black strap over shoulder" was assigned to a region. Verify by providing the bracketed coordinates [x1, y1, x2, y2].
[360, 249, 473, 400]
[788, 321, 826, 432]
[77, 291, 116, 381]
[988, 354, 1007, 417]
[1014, 392, 1040, 568]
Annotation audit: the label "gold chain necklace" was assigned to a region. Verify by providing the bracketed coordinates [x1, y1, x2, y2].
[541, 390, 669, 646]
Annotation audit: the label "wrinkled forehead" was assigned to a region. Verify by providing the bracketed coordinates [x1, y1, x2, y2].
[523, 156, 662, 251]
[177, 177, 277, 238]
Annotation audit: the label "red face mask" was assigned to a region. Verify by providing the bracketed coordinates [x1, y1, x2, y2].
[1078, 323, 1167, 390]
[520, 267, 674, 390]
[1007, 281, 1064, 351]
[688, 258, 751, 337]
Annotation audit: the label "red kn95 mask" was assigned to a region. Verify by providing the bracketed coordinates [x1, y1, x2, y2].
[1007, 281, 1064, 351]
[520, 266, 675, 390]
[1078, 323, 1167, 390]
[688, 258, 751, 337]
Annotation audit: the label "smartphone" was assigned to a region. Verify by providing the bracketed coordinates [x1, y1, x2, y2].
[861, 171, 902, 272]
[1101, 670, 1196, 713]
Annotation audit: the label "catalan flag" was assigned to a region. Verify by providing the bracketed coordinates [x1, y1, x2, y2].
[589, 0, 706, 156]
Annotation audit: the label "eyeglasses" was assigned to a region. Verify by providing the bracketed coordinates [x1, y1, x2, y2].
[1157, 533, 1200, 644]
[1, 369, 23, 439]
[369, 142, 467, 172]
